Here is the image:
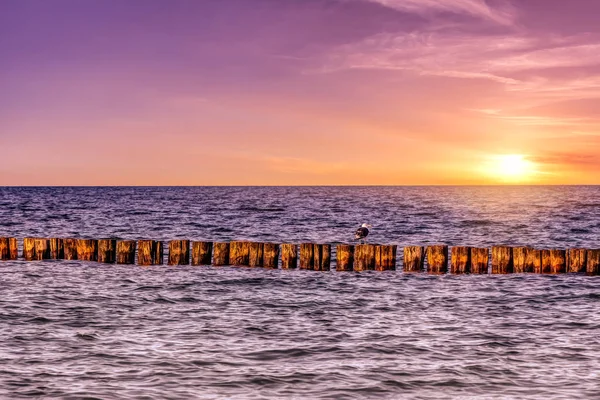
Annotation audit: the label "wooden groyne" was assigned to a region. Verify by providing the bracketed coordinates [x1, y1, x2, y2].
[1, 237, 599, 275]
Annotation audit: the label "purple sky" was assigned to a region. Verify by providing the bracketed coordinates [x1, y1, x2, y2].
[1, 0, 600, 185]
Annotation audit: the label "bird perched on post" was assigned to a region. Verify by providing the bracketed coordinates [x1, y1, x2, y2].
[354, 223, 372, 243]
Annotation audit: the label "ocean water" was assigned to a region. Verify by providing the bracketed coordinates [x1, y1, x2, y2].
[0, 186, 599, 399]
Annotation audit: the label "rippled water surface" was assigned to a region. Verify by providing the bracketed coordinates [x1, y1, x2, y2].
[1, 186, 599, 399]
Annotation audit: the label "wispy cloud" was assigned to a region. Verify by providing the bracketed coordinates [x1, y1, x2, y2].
[319, 30, 600, 100]
[531, 152, 600, 166]
[363, 0, 517, 26]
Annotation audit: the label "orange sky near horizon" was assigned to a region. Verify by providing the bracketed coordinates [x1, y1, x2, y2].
[1, 0, 599, 186]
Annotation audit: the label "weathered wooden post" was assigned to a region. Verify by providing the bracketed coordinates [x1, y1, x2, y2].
[548, 249, 566, 274]
[529, 249, 542, 273]
[281, 243, 297, 269]
[513, 247, 535, 273]
[450, 246, 471, 274]
[138, 240, 162, 266]
[1, 237, 18, 260]
[230, 241, 250, 266]
[116, 240, 136, 264]
[23, 238, 36, 261]
[567, 248, 587, 273]
[491, 246, 513, 274]
[541, 250, 551, 274]
[98, 239, 117, 263]
[586, 249, 600, 275]
[154, 241, 164, 265]
[248, 242, 264, 267]
[137, 240, 152, 266]
[403, 246, 425, 273]
[470, 247, 489, 274]
[0, 238, 8, 260]
[192, 241, 213, 266]
[49, 238, 64, 259]
[375, 245, 396, 271]
[336, 244, 354, 271]
[263, 243, 279, 269]
[213, 242, 230, 266]
[0, 237, 15, 260]
[9, 238, 17, 260]
[313, 244, 331, 271]
[541, 249, 566, 274]
[299, 243, 314, 270]
[34, 238, 50, 260]
[64, 238, 78, 260]
[354, 244, 376, 271]
[168, 240, 190, 265]
[427, 245, 448, 274]
[76, 239, 98, 261]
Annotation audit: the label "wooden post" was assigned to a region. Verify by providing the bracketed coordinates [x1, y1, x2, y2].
[64, 238, 78, 260]
[9, 238, 17, 260]
[427, 245, 448, 274]
[491, 246, 513, 274]
[528, 249, 542, 274]
[192, 241, 213, 266]
[23, 238, 36, 261]
[213, 242, 230, 266]
[49, 238, 64, 259]
[0, 237, 15, 260]
[98, 239, 117, 263]
[154, 241, 164, 265]
[168, 240, 190, 265]
[587, 249, 600, 275]
[450, 246, 471, 274]
[336, 244, 354, 272]
[548, 249, 566, 274]
[313, 244, 331, 271]
[567, 248, 587, 273]
[0, 238, 8, 260]
[138, 240, 162, 266]
[281, 243, 297, 269]
[116, 240, 136, 264]
[230, 241, 250, 266]
[299, 243, 314, 270]
[34, 238, 50, 260]
[248, 242, 264, 267]
[541, 250, 551, 274]
[513, 247, 530, 273]
[354, 244, 376, 271]
[470, 247, 489, 274]
[403, 246, 425, 273]
[1, 238, 18, 260]
[263, 243, 279, 269]
[76, 239, 98, 262]
[375, 245, 396, 271]
[137, 240, 151, 266]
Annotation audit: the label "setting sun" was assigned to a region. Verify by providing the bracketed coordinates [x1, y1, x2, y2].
[483, 154, 537, 183]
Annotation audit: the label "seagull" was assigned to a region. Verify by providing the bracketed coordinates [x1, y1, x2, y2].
[354, 223, 372, 243]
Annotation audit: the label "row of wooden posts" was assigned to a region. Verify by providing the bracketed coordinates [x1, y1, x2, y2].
[0, 237, 599, 274]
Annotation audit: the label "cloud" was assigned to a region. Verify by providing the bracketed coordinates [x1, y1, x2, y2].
[362, 0, 517, 26]
[319, 29, 600, 101]
[489, 115, 597, 127]
[490, 43, 600, 72]
[318, 31, 535, 79]
[531, 152, 600, 167]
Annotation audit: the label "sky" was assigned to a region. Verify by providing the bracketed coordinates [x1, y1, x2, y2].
[1, 0, 600, 185]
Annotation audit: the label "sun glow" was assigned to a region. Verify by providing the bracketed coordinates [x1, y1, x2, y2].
[483, 154, 537, 183]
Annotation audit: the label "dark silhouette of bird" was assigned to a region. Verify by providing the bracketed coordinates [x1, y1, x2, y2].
[354, 223, 372, 243]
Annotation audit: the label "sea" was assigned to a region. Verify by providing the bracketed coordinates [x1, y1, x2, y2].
[0, 186, 599, 399]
